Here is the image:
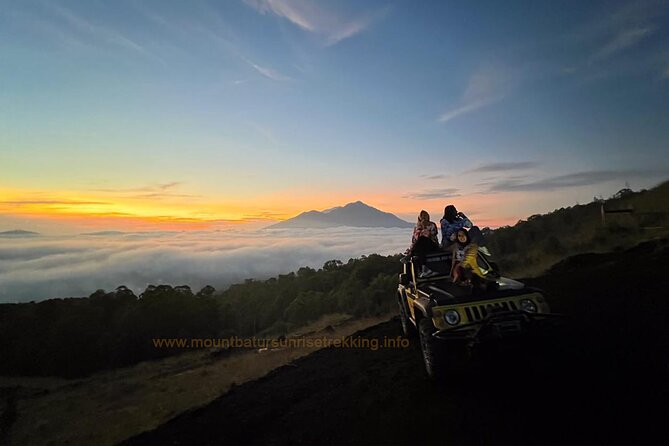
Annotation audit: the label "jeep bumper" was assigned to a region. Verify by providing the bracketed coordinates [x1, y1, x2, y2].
[432, 310, 564, 343]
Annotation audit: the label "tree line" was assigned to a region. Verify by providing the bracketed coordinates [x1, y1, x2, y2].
[0, 254, 401, 378]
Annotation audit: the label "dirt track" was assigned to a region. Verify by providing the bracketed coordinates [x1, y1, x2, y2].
[126, 240, 669, 445]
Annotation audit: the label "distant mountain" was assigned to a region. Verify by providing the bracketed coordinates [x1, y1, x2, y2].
[81, 231, 126, 236]
[0, 229, 40, 237]
[268, 201, 413, 229]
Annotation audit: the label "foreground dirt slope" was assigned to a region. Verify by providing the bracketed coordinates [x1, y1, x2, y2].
[126, 240, 669, 445]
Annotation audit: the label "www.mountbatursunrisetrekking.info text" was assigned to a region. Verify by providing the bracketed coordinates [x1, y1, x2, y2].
[152, 336, 410, 351]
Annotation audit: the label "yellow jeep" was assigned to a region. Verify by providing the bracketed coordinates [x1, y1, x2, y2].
[397, 250, 560, 378]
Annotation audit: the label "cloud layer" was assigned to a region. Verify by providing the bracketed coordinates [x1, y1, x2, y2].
[0, 228, 410, 303]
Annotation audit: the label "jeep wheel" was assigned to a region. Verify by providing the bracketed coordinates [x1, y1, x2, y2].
[419, 318, 445, 379]
[398, 294, 416, 339]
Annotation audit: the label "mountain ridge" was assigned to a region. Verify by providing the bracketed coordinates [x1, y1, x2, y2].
[0, 229, 40, 237]
[268, 201, 412, 229]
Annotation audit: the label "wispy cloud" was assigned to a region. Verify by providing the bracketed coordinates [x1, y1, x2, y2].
[246, 121, 279, 144]
[476, 175, 530, 188]
[438, 67, 516, 124]
[91, 182, 199, 200]
[590, 27, 653, 63]
[46, 4, 165, 65]
[139, 5, 294, 86]
[419, 174, 448, 180]
[93, 182, 182, 193]
[243, 210, 289, 220]
[129, 193, 198, 200]
[485, 169, 669, 192]
[566, 1, 663, 45]
[245, 59, 292, 82]
[403, 188, 460, 200]
[0, 200, 110, 206]
[438, 97, 501, 124]
[244, 0, 384, 46]
[245, 0, 317, 31]
[155, 182, 181, 190]
[466, 161, 540, 173]
[561, 1, 667, 78]
[323, 15, 376, 47]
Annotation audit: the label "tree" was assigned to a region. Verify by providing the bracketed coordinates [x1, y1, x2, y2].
[323, 259, 343, 271]
[196, 285, 216, 298]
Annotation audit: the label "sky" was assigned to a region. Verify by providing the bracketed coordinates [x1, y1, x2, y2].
[1, 0, 669, 233]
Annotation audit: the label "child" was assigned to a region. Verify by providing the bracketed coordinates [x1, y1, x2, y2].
[451, 229, 485, 284]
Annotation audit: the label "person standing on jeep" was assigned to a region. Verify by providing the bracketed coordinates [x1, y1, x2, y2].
[406, 210, 439, 277]
[440, 205, 472, 249]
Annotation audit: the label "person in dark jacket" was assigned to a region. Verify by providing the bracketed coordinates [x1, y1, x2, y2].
[440, 205, 472, 249]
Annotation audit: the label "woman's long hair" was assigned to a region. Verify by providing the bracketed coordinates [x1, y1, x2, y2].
[417, 210, 430, 227]
[443, 205, 457, 223]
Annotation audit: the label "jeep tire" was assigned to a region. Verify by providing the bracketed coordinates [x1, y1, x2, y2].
[419, 318, 446, 379]
[398, 293, 416, 339]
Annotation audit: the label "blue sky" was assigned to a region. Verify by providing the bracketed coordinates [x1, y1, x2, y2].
[1, 0, 668, 231]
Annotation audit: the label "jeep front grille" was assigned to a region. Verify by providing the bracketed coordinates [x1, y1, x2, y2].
[464, 300, 518, 322]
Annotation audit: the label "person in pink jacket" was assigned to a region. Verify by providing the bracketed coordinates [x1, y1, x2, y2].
[406, 210, 439, 278]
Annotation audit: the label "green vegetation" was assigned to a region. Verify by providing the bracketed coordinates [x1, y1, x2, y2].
[0, 255, 401, 378]
[219, 255, 399, 337]
[485, 181, 669, 276]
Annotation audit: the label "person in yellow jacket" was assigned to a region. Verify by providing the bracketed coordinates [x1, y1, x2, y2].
[451, 229, 485, 284]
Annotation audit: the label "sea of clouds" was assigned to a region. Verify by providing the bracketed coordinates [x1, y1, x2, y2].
[0, 228, 410, 303]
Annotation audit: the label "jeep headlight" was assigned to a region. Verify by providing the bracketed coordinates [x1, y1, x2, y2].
[444, 310, 461, 326]
[520, 299, 537, 313]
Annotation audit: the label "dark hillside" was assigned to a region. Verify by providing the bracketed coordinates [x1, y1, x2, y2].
[486, 180, 669, 275]
[126, 239, 669, 445]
